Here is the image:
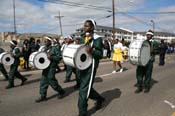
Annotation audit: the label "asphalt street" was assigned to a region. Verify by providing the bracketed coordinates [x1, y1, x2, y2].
[0, 54, 175, 116]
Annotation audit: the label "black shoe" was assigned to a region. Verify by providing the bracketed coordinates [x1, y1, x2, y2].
[58, 90, 66, 99]
[95, 97, 105, 110]
[144, 88, 150, 93]
[135, 88, 143, 93]
[5, 85, 14, 89]
[21, 78, 27, 86]
[64, 80, 70, 83]
[35, 97, 47, 103]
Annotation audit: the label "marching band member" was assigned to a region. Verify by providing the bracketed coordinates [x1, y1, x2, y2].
[63, 36, 80, 89]
[6, 40, 27, 89]
[78, 19, 105, 116]
[112, 38, 124, 73]
[52, 38, 62, 73]
[35, 37, 65, 103]
[0, 47, 9, 81]
[135, 30, 157, 93]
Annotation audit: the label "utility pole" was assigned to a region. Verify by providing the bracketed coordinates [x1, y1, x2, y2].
[112, 0, 115, 40]
[55, 11, 64, 36]
[13, 0, 17, 39]
[150, 20, 155, 32]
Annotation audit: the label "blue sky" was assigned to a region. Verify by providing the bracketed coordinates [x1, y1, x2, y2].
[0, 0, 175, 36]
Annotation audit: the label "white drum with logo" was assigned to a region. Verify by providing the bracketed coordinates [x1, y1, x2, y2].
[63, 44, 92, 70]
[128, 39, 150, 66]
[29, 51, 50, 69]
[0, 52, 14, 65]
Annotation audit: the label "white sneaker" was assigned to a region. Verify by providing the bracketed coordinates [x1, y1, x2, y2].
[112, 70, 116, 73]
[119, 68, 123, 73]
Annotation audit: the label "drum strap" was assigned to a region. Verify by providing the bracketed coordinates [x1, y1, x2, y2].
[87, 58, 95, 99]
[12, 47, 19, 56]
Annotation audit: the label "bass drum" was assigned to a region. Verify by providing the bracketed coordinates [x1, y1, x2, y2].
[29, 51, 50, 69]
[0, 52, 14, 66]
[63, 44, 92, 70]
[128, 39, 150, 66]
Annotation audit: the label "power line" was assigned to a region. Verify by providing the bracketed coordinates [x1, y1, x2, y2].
[38, 0, 174, 33]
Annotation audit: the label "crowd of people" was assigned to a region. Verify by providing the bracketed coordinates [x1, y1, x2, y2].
[0, 19, 173, 116]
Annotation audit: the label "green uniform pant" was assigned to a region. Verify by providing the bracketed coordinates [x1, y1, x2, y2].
[40, 67, 64, 97]
[0, 64, 9, 79]
[78, 64, 103, 115]
[8, 64, 26, 86]
[136, 61, 154, 89]
[66, 65, 80, 86]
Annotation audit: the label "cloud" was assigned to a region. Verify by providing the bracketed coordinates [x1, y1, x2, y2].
[153, 5, 175, 33]
[3, 0, 171, 35]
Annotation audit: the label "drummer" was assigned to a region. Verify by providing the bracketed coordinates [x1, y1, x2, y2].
[35, 36, 65, 103]
[0, 47, 9, 81]
[78, 19, 105, 116]
[6, 40, 27, 89]
[63, 36, 80, 89]
[135, 30, 157, 93]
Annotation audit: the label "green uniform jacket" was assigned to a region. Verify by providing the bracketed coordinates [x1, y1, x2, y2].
[46, 45, 61, 69]
[149, 39, 160, 62]
[11, 47, 21, 66]
[80, 33, 103, 67]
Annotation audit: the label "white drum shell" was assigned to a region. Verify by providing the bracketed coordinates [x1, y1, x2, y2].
[29, 52, 50, 69]
[128, 40, 150, 66]
[103, 49, 108, 57]
[0, 52, 14, 66]
[63, 44, 92, 70]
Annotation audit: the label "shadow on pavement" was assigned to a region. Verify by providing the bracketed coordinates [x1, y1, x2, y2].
[88, 88, 122, 116]
[47, 85, 78, 100]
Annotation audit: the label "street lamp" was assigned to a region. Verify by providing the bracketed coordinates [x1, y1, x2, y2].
[150, 20, 155, 32]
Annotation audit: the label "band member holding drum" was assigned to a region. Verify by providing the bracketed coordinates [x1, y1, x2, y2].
[63, 36, 80, 89]
[35, 37, 65, 103]
[6, 40, 27, 89]
[52, 38, 62, 73]
[135, 30, 157, 93]
[112, 38, 124, 73]
[78, 19, 105, 116]
[0, 47, 9, 81]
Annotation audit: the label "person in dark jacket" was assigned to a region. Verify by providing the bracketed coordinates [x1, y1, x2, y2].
[159, 40, 167, 66]
[35, 37, 65, 103]
[6, 40, 27, 89]
[78, 19, 105, 116]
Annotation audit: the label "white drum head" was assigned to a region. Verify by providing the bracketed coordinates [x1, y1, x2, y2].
[0, 52, 14, 66]
[140, 41, 150, 66]
[74, 45, 92, 70]
[29, 52, 50, 69]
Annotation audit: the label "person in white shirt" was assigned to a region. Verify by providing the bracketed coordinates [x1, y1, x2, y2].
[112, 38, 124, 73]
